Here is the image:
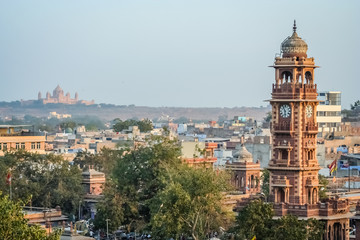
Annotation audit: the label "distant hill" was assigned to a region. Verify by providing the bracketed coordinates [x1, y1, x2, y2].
[0, 101, 271, 122]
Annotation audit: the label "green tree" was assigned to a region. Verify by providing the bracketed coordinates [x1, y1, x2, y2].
[94, 180, 124, 231]
[137, 118, 153, 132]
[264, 111, 272, 123]
[109, 135, 182, 230]
[232, 200, 324, 240]
[0, 193, 61, 240]
[350, 100, 360, 110]
[112, 119, 153, 133]
[73, 148, 123, 176]
[273, 215, 324, 240]
[233, 200, 274, 240]
[318, 174, 329, 201]
[273, 215, 308, 240]
[261, 169, 270, 201]
[60, 120, 76, 130]
[0, 151, 83, 215]
[150, 166, 232, 240]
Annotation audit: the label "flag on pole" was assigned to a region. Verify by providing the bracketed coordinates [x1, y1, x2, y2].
[330, 164, 337, 174]
[329, 159, 337, 175]
[6, 172, 11, 185]
[251, 236, 256, 240]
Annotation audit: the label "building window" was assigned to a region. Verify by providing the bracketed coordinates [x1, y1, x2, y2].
[16, 143, 20, 149]
[21, 143, 25, 149]
[31, 143, 35, 149]
[328, 93, 341, 105]
[3, 143, 7, 151]
[37, 142, 41, 149]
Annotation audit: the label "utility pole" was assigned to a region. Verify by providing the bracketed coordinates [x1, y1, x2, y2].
[78, 201, 81, 220]
[9, 178, 12, 200]
[348, 160, 351, 192]
[106, 219, 110, 240]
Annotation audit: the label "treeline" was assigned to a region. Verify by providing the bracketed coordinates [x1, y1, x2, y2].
[74, 136, 324, 240]
[0, 136, 325, 239]
[0, 151, 83, 216]
[75, 135, 231, 240]
[232, 200, 323, 240]
[0, 193, 61, 239]
[0, 115, 105, 132]
[112, 118, 153, 132]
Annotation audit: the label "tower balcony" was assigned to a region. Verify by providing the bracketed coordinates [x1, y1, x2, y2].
[272, 83, 317, 99]
[273, 177, 291, 187]
[272, 122, 293, 133]
[304, 123, 318, 133]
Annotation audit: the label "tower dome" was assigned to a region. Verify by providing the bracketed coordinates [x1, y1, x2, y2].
[281, 20, 308, 58]
[233, 145, 253, 163]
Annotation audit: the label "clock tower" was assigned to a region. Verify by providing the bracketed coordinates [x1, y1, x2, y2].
[269, 20, 320, 207]
[268, 21, 351, 239]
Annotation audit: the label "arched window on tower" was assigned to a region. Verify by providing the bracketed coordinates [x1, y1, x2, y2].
[312, 188, 318, 204]
[281, 71, 293, 83]
[305, 71, 312, 84]
[251, 175, 255, 188]
[235, 175, 239, 188]
[282, 150, 288, 160]
[277, 188, 285, 203]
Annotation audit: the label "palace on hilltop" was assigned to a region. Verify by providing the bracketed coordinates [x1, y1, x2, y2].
[38, 85, 95, 105]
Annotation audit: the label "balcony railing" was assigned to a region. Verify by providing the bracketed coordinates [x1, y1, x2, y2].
[305, 123, 318, 132]
[273, 122, 292, 132]
[0, 132, 45, 137]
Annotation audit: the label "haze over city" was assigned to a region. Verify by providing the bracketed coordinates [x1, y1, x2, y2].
[0, 0, 359, 108]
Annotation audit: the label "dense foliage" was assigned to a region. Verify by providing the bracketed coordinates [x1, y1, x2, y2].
[112, 118, 153, 132]
[150, 165, 231, 240]
[0, 193, 61, 240]
[73, 148, 123, 176]
[0, 115, 105, 133]
[261, 169, 270, 201]
[0, 151, 83, 215]
[94, 135, 232, 239]
[318, 174, 329, 201]
[232, 200, 324, 240]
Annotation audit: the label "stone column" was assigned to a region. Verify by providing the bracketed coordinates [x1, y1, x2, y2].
[355, 201, 360, 240]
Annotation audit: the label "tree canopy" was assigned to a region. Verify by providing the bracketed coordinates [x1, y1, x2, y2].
[112, 118, 153, 132]
[94, 135, 182, 232]
[0, 151, 83, 215]
[232, 200, 324, 240]
[0, 193, 61, 240]
[150, 165, 232, 240]
[94, 135, 232, 239]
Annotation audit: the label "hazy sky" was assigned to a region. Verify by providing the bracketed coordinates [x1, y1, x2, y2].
[0, 0, 359, 108]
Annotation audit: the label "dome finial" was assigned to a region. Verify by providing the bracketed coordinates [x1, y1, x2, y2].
[293, 20, 297, 33]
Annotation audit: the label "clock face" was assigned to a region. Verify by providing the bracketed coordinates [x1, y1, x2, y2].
[280, 104, 291, 118]
[305, 105, 313, 118]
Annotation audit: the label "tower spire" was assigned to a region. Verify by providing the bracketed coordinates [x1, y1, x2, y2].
[293, 20, 297, 33]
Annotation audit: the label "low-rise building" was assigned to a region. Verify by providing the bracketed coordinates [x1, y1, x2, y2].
[317, 91, 342, 137]
[0, 125, 46, 156]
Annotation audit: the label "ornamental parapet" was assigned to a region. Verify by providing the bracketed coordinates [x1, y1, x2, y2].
[273, 198, 350, 217]
[273, 177, 291, 187]
[273, 122, 292, 132]
[274, 56, 315, 65]
[272, 83, 317, 96]
[304, 123, 318, 133]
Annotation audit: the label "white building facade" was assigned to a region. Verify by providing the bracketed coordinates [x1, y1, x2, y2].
[317, 91, 341, 136]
